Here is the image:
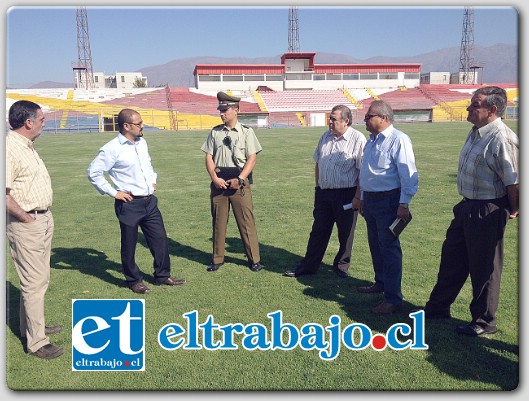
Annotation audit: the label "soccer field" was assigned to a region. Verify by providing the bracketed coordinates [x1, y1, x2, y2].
[5, 122, 519, 391]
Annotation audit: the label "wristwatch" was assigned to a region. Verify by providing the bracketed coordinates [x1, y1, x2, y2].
[399, 203, 409, 208]
[237, 177, 245, 187]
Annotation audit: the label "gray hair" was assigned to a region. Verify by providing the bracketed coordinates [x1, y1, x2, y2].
[473, 86, 507, 117]
[369, 100, 394, 122]
[331, 104, 353, 126]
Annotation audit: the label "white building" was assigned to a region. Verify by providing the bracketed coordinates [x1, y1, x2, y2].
[194, 52, 422, 92]
[75, 71, 148, 89]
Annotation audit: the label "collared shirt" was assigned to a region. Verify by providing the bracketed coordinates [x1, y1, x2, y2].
[88, 133, 157, 197]
[313, 127, 366, 189]
[360, 124, 418, 203]
[201, 122, 262, 167]
[6, 130, 53, 211]
[458, 118, 519, 200]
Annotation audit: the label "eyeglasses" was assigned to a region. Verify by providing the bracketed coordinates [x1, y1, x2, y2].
[364, 114, 380, 120]
[223, 136, 232, 148]
[126, 121, 143, 127]
[329, 116, 341, 122]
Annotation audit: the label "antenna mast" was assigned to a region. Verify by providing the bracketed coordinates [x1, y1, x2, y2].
[74, 7, 95, 89]
[458, 7, 474, 84]
[288, 7, 300, 52]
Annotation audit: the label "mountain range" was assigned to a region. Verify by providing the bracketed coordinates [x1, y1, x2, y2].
[29, 43, 517, 89]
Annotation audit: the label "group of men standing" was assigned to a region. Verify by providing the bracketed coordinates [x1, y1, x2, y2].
[284, 99, 418, 318]
[5, 85, 519, 360]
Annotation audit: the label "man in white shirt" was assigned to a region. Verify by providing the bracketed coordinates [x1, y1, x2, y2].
[283, 105, 366, 278]
[88, 108, 185, 294]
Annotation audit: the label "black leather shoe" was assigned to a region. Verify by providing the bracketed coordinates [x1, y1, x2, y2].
[357, 283, 384, 294]
[30, 343, 64, 360]
[249, 262, 263, 272]
[45, 325, 63, 335]
[130, 281, 151, 294]
[156, 277, 186, 286]
[283, 269, 314, 277]
[456, 323, 497, 336]
[207, 262, 224, 272]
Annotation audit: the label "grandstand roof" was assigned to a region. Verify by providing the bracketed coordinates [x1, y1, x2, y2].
[194, 64, 284, 75]
[194, 53, 421, 76]
[314, 64, 421, 73]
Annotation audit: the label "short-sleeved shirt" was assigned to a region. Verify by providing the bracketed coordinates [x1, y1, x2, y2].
[313, 127, 366, 189]
[6, 130, 53, 211]
[201, 122, 262, 168]
[458, 118, 519, 200]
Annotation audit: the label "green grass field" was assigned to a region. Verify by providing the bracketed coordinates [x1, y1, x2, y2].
[5, 122, 519, 391]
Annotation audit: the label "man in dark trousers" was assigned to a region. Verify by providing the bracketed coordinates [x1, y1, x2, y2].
[283, 105, 366, 278]
[421, 86, 519, 336]
[88, 108, 185, 294]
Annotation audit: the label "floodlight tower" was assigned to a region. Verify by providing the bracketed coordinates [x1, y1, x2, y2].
[74, 6, 95, 89]
[458, 7, 475, 84]
[288, 6, 300, 52]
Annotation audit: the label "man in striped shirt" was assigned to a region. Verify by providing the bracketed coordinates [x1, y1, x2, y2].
[423, 86, 519, 337]
[6, 100, 64, 359]
[284, 105, 366, 278]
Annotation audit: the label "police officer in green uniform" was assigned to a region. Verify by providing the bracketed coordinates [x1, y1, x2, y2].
[201, 92, 263, 272]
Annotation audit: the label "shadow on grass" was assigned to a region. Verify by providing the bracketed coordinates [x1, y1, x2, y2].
[276, 254, 518, 390]
[6, 282, 25, 350]
[139, 233, 252, 271]
[51, 247, 125, 288]
[217, 236, 519, 390]
[51, 236, 517, 389]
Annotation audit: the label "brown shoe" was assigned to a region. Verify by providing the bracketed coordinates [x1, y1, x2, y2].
[131, 281, 151, 294]
[45, 325, 63, 335]
[30, 343, 64, 360]
[156, 277, 186, 286]
[357, 283, 384, 294]
[371, 302, 401, 315]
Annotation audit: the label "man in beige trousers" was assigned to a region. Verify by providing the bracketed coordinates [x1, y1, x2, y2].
[6, 100, 63, 359]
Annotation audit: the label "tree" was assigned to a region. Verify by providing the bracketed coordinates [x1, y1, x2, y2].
[133, 77, 147, 88]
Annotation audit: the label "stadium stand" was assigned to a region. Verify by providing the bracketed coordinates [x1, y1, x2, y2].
[258, 89, 356, 112]
[6, 83, 518, 131]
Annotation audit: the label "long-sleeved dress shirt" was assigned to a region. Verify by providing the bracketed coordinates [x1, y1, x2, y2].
[88, 133, 157, 198]
[360, 124, 418, 204]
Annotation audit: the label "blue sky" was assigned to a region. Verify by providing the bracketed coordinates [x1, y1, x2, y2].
[4, 4, 520, 88]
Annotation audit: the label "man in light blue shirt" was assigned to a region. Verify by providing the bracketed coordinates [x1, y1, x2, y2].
[88, 108, 185, 294]
[358, 100, 418, 315]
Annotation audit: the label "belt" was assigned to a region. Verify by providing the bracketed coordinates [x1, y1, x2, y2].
[317, 186, 356, 191]
[463, 196, 507, 203]
[363, 188, 401, 199]
[28, 208, 50, 214]
[132, 194, 152, 200]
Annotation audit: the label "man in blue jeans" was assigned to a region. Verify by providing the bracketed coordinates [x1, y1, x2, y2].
[358, 100, 418, 315]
